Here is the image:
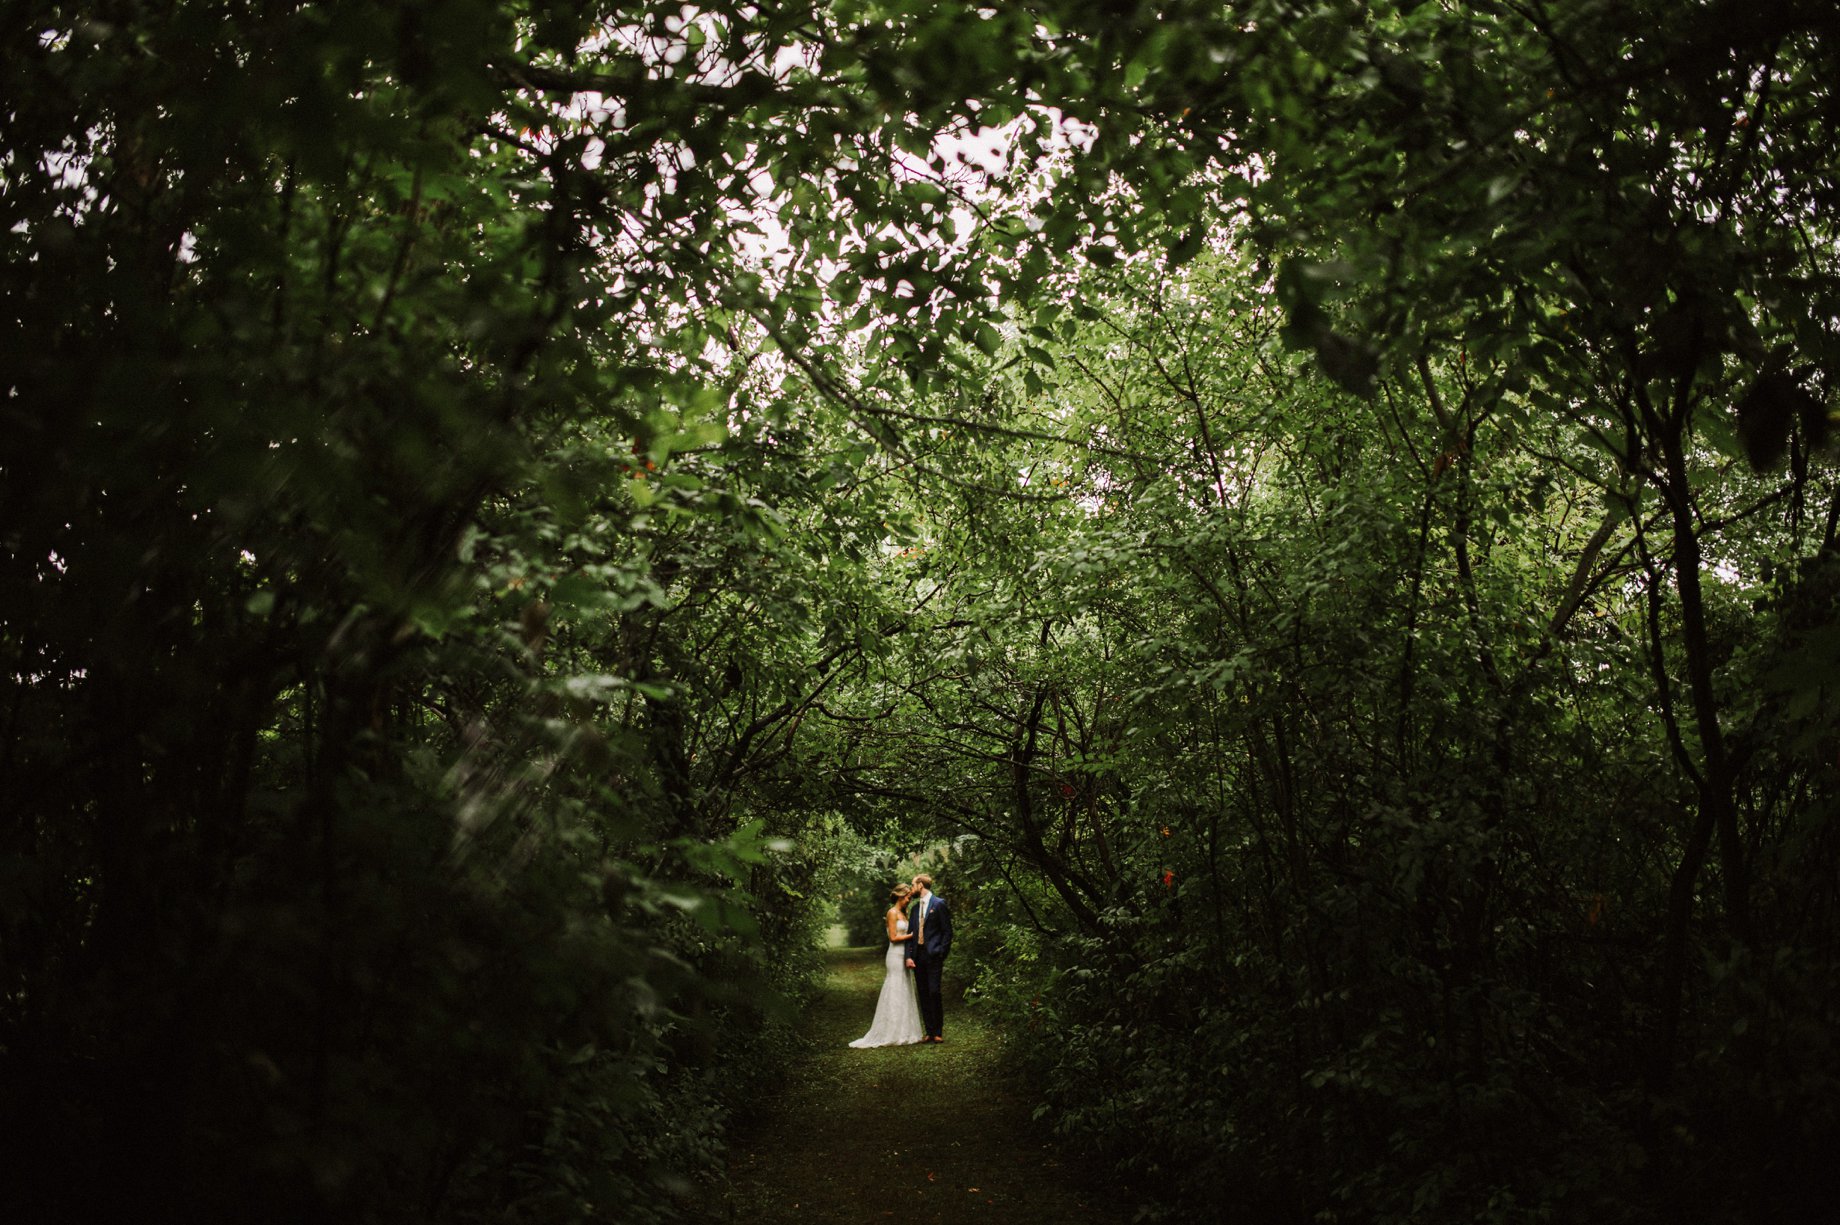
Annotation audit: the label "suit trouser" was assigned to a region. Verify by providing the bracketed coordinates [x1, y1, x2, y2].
[914, 955, 945, 1036]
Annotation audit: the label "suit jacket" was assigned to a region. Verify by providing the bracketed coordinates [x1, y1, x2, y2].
[907, 893, 952, 963]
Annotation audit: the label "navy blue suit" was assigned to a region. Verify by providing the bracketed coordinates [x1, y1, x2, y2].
[907, 892, 952, 1038]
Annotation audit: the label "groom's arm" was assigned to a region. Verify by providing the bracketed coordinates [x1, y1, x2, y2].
[937, 899, 953, 958]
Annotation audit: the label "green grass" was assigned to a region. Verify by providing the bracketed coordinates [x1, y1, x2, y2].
[721, 947, 1132, 1224]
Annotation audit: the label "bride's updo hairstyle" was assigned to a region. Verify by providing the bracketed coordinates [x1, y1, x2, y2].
[889, 883, 913, 905]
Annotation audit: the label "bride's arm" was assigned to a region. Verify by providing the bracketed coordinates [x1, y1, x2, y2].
[884, 908, 912, 942]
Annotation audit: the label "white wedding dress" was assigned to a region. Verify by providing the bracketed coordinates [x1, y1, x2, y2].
[848, 918, 926, 1047]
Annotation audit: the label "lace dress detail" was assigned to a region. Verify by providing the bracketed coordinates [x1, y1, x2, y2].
[848, 918, 926, 1048]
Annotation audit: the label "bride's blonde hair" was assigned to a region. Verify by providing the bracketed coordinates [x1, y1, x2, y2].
[888, 882, 914, 905]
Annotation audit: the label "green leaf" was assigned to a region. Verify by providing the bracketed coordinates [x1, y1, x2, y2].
[1166, 224, 1206, 266]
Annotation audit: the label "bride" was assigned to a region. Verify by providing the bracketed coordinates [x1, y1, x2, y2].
[848, 882, 926, 1048]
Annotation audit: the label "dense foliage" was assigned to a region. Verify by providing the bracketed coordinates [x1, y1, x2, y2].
[4, 2, 1838, 1222]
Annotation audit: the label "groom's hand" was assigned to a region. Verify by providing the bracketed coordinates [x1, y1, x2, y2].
[905, 958, 916, 968]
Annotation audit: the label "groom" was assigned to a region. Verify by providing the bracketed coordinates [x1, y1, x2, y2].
[903, 873, 952, 1043]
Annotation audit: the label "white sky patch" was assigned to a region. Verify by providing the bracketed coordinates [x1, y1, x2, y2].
[40, 134, 108, 222]
[729, 104, 1100, 298]
[504, 6, 1111, 351]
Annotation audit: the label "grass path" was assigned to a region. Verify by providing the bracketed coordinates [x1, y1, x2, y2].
[721, 946, 1134, 1224]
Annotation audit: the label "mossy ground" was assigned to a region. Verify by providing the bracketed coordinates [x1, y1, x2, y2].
[720, 946, 1133, 1224]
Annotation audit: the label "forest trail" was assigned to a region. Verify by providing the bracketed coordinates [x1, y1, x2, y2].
[722, 946, 1132, 1224]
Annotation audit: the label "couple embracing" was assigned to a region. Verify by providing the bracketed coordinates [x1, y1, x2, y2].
[848, 874, 952, 1048]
